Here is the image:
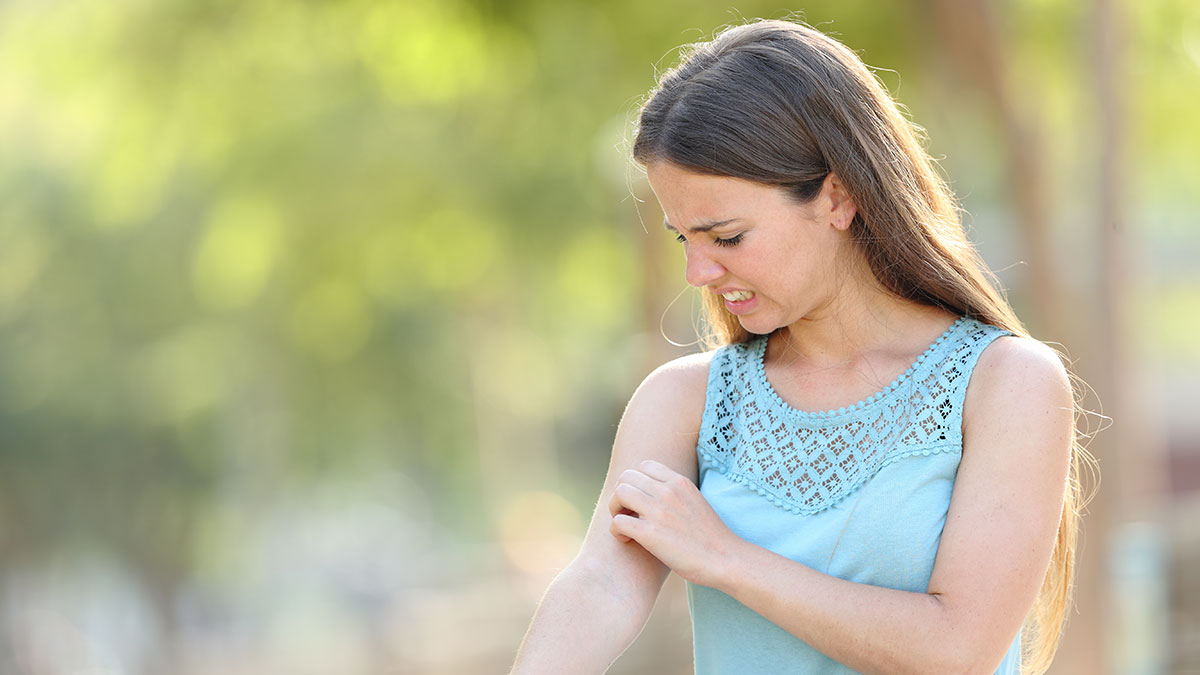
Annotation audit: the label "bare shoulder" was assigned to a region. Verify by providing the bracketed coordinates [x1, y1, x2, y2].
[628, 350, 715, 421]
[966, 335, 1072, 418]
[962, 334, 1073, 469]
[617, 350, 715, 476]
[973, 333, 1069, 380]
[641, 348, 716, 387]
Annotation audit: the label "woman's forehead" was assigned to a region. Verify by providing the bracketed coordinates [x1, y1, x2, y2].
[652, 160, 782, 205]
[647, 162, 797, 224]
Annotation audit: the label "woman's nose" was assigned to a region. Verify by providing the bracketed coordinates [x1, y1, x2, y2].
[684, 249, 726, 288]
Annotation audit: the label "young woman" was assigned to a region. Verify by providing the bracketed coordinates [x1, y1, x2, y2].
[510, 19, 1090, 675]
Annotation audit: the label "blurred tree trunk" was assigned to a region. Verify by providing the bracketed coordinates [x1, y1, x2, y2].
[1077, 0, 1170, 672]
[914, 1, 1110, 672]
[1045, 0, 1124, 671]
[919, 0, 1068, 345]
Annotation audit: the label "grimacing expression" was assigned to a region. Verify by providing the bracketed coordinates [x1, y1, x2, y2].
[646, 161, 858, 335]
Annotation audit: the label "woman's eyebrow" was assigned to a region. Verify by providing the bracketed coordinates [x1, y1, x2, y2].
[662, 218, 740, 234]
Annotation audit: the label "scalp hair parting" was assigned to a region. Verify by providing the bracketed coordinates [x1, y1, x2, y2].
[632, 19, 1097, 674]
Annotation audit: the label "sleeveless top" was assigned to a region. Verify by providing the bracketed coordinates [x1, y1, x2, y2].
[687, 316, 1023, 674]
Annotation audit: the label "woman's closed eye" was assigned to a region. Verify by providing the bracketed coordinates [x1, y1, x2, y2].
[674, 232, 744, 247]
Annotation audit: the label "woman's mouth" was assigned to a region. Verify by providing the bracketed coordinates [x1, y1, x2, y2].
[720, 290, 757, 314]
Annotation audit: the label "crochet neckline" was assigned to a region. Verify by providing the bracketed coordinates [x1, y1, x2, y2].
[751, 316, 967, 420]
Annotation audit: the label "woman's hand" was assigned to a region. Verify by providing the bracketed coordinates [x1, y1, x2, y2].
[608, 460, 739, 588]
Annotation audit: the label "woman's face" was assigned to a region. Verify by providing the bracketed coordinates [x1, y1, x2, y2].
[645, 161, 857, 335]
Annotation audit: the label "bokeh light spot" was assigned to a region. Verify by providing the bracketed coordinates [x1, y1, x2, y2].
[497, 490, 584, 576]
[191, 196, 283, 310]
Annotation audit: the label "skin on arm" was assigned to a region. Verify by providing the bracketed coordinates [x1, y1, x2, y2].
[609, 336, 1074, 674]
[921, 337, 1075, 669]
[508, 352, 710, 675]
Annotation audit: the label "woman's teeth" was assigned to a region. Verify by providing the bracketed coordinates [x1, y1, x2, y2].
[722, 290, 754, 302]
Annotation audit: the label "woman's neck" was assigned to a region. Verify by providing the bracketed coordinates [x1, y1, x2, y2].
[771, 272, 955, 369]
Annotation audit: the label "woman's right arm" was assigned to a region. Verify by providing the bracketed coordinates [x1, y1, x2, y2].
[508, 352, 712, 675]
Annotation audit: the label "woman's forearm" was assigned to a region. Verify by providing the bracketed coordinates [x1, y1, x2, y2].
[509, 562, 659, 675]
[712, 540, 978, 675]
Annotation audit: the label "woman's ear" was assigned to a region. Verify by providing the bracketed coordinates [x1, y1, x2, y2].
[824, 172, 857, 231]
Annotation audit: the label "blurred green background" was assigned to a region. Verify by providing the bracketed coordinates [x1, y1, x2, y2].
[0, 0, 1196, 673]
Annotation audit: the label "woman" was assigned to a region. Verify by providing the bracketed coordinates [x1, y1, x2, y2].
[510, 19, 1090, 675]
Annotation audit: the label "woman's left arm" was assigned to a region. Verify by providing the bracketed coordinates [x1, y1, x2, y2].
[609, 337, 1074, 675]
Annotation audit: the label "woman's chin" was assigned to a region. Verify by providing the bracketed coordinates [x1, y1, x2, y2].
[736, 315, 777, 336]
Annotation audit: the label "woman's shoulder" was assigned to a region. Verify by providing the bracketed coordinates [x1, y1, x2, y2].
[963, 334, 1073, 438]
[625, 348, 729, 428]
[631, 350, 717, 417]
[612, 350, 718, 484]
[971, 334, 1069, 393]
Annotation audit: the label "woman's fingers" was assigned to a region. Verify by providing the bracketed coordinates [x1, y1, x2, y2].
[608, 485, 627, 517]
[607, 470, 657, 516]
[610, 506, 635, 542]
[608, 470, 660, 543]
[610, 512, 643, 542]
[606, 466, 693, 545]
[618, 468, 665, 495]
[611, 482, 654, 516]
[635, 460, 678, 482]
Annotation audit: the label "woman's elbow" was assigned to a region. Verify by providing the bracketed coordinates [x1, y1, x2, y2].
[937, 633, 1018, 675]
[910, 599, 1013, 675]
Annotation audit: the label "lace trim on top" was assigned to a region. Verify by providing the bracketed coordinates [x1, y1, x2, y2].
[698, 317, 1008, 516]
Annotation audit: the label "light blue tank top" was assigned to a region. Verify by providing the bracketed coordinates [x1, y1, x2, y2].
[687, 317, 1023, 674]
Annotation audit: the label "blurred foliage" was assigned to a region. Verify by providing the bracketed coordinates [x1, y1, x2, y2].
[0, 0, 1196, 667]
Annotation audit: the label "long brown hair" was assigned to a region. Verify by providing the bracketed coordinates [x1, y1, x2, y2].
[633, 19, 1094, 674]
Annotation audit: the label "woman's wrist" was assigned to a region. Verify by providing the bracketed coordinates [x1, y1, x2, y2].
[704, 533, 754, 593]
